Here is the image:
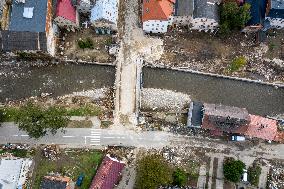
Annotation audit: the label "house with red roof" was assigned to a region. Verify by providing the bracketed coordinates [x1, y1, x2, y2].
[89, 155, 125, 189]
[142, 0, 176, 33]
[200, 103, 281, 142]
[54, 0, 79, 30]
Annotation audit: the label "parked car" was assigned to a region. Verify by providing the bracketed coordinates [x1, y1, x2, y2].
[76, 173, 85, 186]
[231, 135, 246, 141]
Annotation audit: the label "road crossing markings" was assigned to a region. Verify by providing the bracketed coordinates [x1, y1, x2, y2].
[89, 129, 101, 146]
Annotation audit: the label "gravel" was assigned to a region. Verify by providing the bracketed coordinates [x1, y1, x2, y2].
[141, 88, 191, 111]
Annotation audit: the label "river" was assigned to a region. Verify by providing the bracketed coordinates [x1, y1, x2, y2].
[143, 67, 284, 116]
[0, 63, 115, 102]
[0, 63, 283, 116]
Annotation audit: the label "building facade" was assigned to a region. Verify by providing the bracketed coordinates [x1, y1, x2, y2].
[142, 0, 176, 33]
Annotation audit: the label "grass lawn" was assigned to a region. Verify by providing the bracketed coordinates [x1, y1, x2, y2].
[67, 120, 93, 128]
[32, 149, 103, 189]
[0, 105, 102, 122]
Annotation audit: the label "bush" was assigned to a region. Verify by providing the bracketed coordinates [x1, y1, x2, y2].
[136, 154, 173, 189]
[78, 38, 94, 49]
[220, 2, 251, 34]
[223, 158, 245, 183]
[229, 56, 247, 72]
[173, 168, 188, 187]
[15, 103, 69, 139]
[248, 164, 262, 186]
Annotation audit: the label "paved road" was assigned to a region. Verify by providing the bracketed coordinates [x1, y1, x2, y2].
[1, 123, 284, 161]
[0, 123, 170, 148]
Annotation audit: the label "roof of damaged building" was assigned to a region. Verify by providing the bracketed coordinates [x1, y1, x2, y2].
[202, 114, 249, 134]
[142, 0, 176, 22]
[40, 176, 71, 189]
[9, 0, 48, 32]
[193, 0, 220, 21]
[175, 0, 194, 16]
[89, 155, 125, 189]
[203, 103, 250, 121]
[245, 114, 278, 141]
[56, 0, 77, 23]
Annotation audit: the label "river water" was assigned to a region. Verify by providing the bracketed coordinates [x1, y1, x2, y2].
[0, 63, 115, 102]
[0, 63, 283, 116]
[143, 67, 284, 116]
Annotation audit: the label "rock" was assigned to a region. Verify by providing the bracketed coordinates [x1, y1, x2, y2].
[271, 58, 284, 70]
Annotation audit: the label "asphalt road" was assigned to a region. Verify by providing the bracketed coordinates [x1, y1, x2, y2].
[0, 123, 171, 148]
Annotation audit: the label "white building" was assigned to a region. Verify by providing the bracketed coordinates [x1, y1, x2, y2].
[0, 158, 33, 189]
[142, 0, 175, 34]
[173, 0, 220, 32]
[90, 0, 118, 32]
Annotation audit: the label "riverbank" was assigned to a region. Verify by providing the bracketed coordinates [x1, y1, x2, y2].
[148, 30, 284, 84]
[142, 67, 284, 116]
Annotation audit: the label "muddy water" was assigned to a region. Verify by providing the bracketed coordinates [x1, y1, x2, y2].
[143, 67, 284, 116]
[0, 63, 115, 102]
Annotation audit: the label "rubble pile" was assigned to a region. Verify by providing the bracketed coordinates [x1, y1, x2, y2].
[43, 145, 60, 161]
[141, 88, 191, 112]
[268, 167, 284, 189]
[161, 146, 200, 167]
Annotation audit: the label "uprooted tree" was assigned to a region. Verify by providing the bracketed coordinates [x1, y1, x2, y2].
[15, 103, 69, 139]
[219, 2, 251, 34]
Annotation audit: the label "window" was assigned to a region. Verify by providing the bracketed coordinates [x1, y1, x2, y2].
[146, 0, 150, 2]
[146, 8, 149, 12]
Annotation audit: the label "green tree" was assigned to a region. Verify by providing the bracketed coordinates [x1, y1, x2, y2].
[135, 154, 173, 189]
[223, 158, 245, 182]
[248, 164, 262, 186]
[173, 168, 188, 187]
[220, 2, 251, 34]
[15, 103, 69, 139]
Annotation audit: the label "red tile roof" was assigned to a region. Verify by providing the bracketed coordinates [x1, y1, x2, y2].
[244, 115, 278, 141]
[142, 0, 175, 22]
[274, 131, 284, 143]
[89, 155, 125, 189]
[56, 0, 77, 23]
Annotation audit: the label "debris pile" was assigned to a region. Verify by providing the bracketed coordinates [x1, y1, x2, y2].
[43, 145, 60, 161]
[268, 167, 284, 189]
